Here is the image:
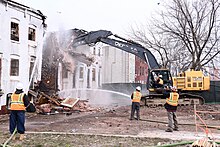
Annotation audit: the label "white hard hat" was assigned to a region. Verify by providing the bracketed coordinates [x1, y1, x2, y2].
[159, 75, 162, 78]
[16, 82, 23, 90]
[172, 86, 177, 91]
[136, 86, 141, 91]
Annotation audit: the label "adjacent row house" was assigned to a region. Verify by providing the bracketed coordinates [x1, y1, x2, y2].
[0, 0, 46, 110]
[101, 45, 136, 83]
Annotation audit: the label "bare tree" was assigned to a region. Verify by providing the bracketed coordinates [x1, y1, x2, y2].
[129, 0, 220, 73]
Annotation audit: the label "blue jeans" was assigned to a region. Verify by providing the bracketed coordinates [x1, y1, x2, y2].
[130, 102, 140, 120]
[9, 110, 25, 134]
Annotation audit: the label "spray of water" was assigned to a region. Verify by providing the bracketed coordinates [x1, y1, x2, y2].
[59, 88, 131, 107]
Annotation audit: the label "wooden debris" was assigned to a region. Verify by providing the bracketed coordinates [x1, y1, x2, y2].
[27, 83, 98, 115]
[28, 89, 38, 97]
[40, 92, 61, 106]
[36, 103, 52, 114]
[61, 98, 79, 108]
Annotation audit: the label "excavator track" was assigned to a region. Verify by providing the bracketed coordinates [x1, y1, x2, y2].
[142, 93, 205, 107]
[179, 93, 205, 105]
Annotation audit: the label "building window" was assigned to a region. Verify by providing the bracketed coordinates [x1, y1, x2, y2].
[28, 27, 36, 41]
[11, 22, 19, 41]
[79, 67, 84, 79]
[10, 59, 19, 76]
[98, 48, 101, 56]
[29, 61, 34, 80]
[62, 65, 68, 78]
[29, 57, 35, 80]
[29, 57, 36, 88]
[93, 47, 96, 55]
[92, 68, 96, 81]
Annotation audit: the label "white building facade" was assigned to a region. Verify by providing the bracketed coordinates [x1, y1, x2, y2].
[101, 45, 135, 83]
[0, 0, 46, 108]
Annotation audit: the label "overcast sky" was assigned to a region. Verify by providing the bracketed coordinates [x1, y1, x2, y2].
[20, 0, 160, 36]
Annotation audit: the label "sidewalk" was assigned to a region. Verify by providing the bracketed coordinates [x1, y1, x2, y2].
[138, 130, 220, 141]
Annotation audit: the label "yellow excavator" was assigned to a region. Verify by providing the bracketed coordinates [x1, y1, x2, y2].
[145, 68, 210, 106]
[173, 70, 210, 104]
[69, 29, 210, 105]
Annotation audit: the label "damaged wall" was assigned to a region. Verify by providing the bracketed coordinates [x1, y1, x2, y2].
[42, 29, 102, 94]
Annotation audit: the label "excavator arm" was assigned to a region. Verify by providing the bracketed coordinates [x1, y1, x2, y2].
[69, 29, 178, 105]
[70, 29, 160, 70]
[69, 28, 207, 106]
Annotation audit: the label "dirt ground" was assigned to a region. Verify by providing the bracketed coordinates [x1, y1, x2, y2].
[1, 104, 220, 147]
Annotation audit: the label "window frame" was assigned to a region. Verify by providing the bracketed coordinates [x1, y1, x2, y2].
[62, 65, 68, 79]
[10, 58, 19, 76]
[28, 25, 36, 42]
[79, 66, 84, 79]
[92, 68, 96, 81]
[10, 20, 20, 42]
[29, 56, 36, 80]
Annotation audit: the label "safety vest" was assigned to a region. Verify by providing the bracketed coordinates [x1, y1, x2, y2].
[159, 78, 164, 85]
[10, 93, 25, 110]
[132, 91, 142, 103]
[166, 92, 179, 106]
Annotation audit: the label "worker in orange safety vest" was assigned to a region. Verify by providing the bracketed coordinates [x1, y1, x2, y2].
[163, 86, 179, 132]
[130, 86, 142, 120]
[9, 82, 30, 140]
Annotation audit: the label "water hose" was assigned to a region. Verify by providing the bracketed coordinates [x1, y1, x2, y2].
[156, 141, 194, 147]
[2, 128, 17, 147]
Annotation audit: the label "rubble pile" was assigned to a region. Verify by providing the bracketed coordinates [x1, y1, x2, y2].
[28, 88, 96, 115]
[27, 30, 98, 115]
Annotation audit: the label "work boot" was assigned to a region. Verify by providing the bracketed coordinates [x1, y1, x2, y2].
[135, 117, 140, 121]
[12, 134, 16, 140]
[19, 134, 25, 141]
[165, 128, 173, 132]
[173, 128, 179, 131]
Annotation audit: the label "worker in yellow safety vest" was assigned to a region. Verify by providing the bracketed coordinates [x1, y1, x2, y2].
[130, 86, 142, 120]
[9, 82, 30, 140]
[163, 86, 179, 132]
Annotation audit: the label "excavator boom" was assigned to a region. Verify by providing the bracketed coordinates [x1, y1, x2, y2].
[69, 28, 207, 106]
[71, 29, 160, 70]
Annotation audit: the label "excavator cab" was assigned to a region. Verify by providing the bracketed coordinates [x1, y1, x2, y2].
[148, 69, 173, 94]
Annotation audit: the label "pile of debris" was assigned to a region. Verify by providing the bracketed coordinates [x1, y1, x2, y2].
[28, 89, 97, 115]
